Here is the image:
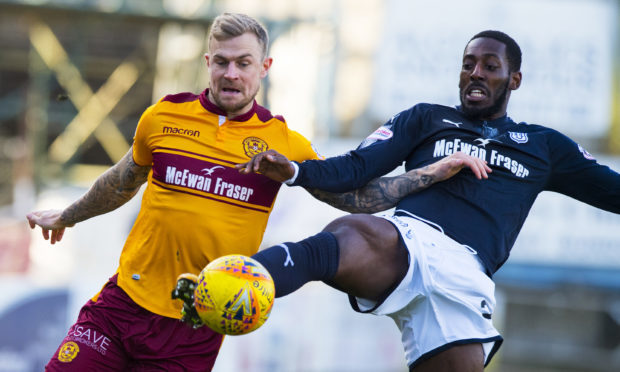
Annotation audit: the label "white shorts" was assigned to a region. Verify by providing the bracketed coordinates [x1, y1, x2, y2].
[349, 212, 502, 368]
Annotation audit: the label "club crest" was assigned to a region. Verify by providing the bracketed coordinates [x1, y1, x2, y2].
[58, 341, 80, 363]
[509, 132, 528, 144]
[242, 137, 269, 158]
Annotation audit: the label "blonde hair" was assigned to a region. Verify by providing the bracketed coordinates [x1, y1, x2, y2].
[208, 13, 269, 58]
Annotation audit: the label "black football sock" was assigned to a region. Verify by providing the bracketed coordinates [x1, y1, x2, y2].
[252, 231, 340, 298]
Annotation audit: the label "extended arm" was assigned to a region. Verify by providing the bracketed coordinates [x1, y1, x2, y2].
[306, 152, 490, 213]
[305, 174, 427, 213]
[26, 148, 151, 244]
[547, 131, 620, 213]
[238, 151, 491, 213]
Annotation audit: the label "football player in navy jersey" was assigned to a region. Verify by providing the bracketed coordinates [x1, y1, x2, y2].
[237, 30, 620, 371]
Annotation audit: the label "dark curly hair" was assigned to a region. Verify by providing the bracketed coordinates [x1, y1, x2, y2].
[469, 30, 522, 73]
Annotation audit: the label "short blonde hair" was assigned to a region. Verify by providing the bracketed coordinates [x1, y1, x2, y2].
[208, 13, 269, 58]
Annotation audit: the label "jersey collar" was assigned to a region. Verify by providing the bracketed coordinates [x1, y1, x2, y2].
[454, 105, 513, 126]
[199, 89, 259, 122]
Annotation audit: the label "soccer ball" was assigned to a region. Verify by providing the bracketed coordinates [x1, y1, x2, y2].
[193, 255, 275, 335]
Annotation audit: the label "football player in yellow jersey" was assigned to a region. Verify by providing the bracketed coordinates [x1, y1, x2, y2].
[27, 12, 483, 371]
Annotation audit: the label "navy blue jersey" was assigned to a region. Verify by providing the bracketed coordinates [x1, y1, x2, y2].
[292, 103, 620, 275]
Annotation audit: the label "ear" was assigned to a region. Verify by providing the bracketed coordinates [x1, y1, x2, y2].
[509, 71, 522, 90]
[204, 53, 210, 67]
[260, 57, 273, 79]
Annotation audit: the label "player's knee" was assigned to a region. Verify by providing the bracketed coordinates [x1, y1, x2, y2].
[325, 214, 399, 255]
[324, 215, 405, 299]
[325, 216, 370, 253]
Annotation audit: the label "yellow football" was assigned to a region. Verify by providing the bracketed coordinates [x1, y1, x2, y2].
[194, 255, 275, 335]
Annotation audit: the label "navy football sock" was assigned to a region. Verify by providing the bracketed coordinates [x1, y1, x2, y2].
[252, 231, 340, 298]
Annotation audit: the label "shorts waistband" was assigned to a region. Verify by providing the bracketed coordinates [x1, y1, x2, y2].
[394, 210, 444, 233]
[391, 211, 480, 256]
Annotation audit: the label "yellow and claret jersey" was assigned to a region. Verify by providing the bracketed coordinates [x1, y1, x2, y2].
[113, 89, 321, 319]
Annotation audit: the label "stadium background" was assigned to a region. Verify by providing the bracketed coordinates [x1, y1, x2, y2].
[0, 0, 619, 371]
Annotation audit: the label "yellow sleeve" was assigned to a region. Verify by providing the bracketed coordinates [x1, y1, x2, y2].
[132, 103, 157, 166]
[286, 130, 324, 162]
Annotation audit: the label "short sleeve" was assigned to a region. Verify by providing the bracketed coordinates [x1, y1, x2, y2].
[286, 130, 323, 162]
[132, 104, 157, 166]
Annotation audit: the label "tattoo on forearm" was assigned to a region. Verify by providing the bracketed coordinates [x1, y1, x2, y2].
[306, 166, 435, 213]
[61, 150, 150, 225]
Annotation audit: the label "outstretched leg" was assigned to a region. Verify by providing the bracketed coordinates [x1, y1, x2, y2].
[252, 214, 487, 372]
[325, 214, 408, 300]
[252, 214, 407, 301]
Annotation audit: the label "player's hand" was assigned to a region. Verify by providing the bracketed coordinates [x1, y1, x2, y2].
[26, 209, 74, 244]
[426, 152, 492, 181]
[235, 149, 296, 183]
[171, 273, 204, 329]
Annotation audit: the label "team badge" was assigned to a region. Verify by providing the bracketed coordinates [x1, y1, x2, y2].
[509, 132, 528, 144]
[578, 144, 596, 160]
[58, 341, 80, 363]
[242, 137, 269, 158]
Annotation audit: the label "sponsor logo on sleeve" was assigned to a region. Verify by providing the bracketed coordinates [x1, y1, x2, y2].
[368, 127, 393, 141]
[359, 125, 394, 148]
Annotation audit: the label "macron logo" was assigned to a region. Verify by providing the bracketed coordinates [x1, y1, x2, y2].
[163, 126, 200, 138]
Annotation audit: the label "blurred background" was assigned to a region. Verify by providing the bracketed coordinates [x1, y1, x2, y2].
[0, 0, 619, 371]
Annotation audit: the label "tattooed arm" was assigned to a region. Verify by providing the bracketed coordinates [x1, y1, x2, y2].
[305, 152, 491, 213]
[26, 149, 151, 244]
[305, 171, 430, 214]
